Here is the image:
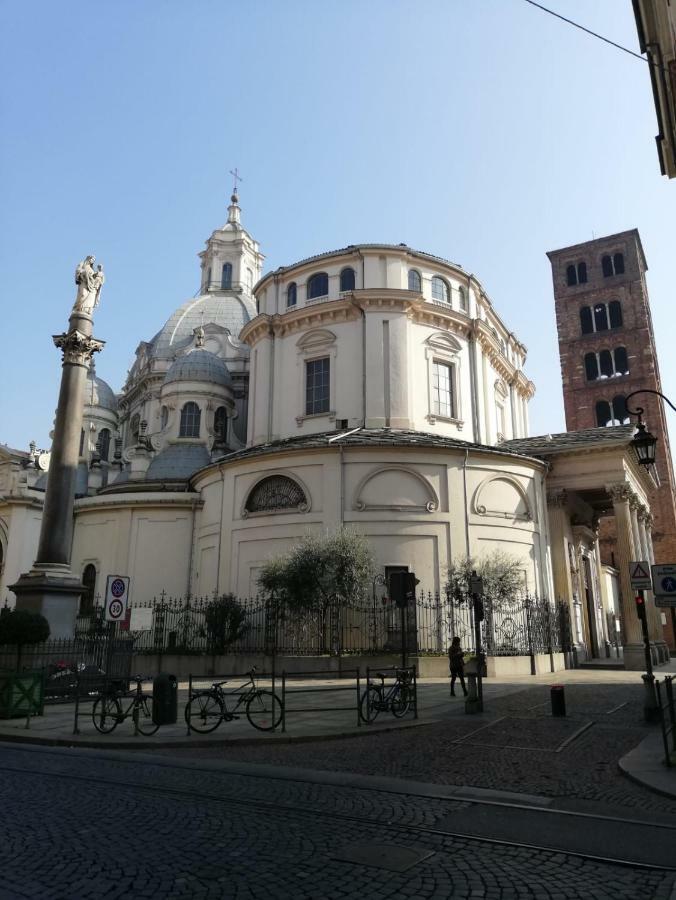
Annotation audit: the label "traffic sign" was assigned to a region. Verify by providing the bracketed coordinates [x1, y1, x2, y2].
[105, 575, 130, 622]
[651, 564, 676, 607]
[630, 561, 652, 590]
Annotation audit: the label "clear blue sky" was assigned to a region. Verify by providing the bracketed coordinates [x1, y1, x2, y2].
[1, 0, 674, 451]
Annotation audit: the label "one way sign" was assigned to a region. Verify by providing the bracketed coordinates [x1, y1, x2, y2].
[630, 561, 652, 590]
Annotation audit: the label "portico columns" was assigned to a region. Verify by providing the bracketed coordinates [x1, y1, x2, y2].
[608, 483, 645, 669]
[639, 507, 669, 662]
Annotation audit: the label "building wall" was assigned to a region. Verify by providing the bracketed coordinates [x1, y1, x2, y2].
[191, 446, 551, 602]
[548, 230, 676, 648]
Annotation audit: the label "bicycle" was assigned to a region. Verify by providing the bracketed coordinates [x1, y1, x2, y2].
[185, 667, 282, 733]
[360, 668, 413, 723]
[92, 675, 159, 736]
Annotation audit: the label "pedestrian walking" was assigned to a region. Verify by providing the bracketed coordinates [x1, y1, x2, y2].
[448, 636, 468, 697]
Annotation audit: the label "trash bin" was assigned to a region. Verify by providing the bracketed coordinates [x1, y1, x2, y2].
[550, 684, 566, 717]
[152, 673, 178, 725]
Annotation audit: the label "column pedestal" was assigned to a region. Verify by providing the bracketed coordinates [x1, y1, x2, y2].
[11, 565, 83, 639]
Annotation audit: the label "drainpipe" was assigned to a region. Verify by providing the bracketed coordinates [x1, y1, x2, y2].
[329, 427, 361, 527]
[356, 250, 367, 427]
[462, 449, 471, 557]
[215, 464, 225, 595]
[267, 280, 277, 441]
[468, 276, 482, 443]
[186, 496, 199, 598]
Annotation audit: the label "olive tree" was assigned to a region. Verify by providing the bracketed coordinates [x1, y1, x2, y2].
[446, 550, 526, 607]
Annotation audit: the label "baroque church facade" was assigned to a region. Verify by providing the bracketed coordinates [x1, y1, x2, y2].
[0, 196, 669, 669]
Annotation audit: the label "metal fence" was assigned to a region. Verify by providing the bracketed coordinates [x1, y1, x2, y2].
[69, 590, 572, 660]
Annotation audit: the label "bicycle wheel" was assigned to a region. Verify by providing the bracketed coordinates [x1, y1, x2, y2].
[135, 694, 160, 736]
[391, 685, 411, 718]
[246, 690, 283, 731]
[92, 696, 122, 734]
[184, 692, 224, 733]
[360, 686, 382, 723]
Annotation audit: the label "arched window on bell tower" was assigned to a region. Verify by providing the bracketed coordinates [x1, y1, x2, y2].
[221, 262, 233, 290]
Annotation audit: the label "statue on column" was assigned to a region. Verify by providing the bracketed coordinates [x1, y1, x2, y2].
[73, 256, 105, 314]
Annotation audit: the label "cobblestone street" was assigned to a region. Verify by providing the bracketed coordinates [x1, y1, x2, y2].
[1, 740, 675, 900]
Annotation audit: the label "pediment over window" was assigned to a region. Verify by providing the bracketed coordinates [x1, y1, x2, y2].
[473, 475, 534, 522]
[425, 333, 462, 354]
[296, 329, 337, 353]
[243, 473, 310, 517]
[354, 466, 438, 512]
[495, 379, 508, 399]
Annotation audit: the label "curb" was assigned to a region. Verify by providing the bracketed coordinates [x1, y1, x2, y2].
[618, 731, 676, 801]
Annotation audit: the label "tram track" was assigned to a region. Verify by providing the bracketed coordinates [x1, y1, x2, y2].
[1, 748, 675, 873]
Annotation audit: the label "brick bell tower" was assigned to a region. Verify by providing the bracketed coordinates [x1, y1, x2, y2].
[547, 229, 676, 649]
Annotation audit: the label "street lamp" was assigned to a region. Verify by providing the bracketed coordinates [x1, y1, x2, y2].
[625, 389, 675, 468]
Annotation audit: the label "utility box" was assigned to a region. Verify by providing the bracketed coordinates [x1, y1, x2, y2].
[152, 673, 178, 726]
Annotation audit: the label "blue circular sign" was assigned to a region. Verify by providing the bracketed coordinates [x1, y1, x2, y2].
[660, 576, 676, 594]
[111, 578, 125, 598]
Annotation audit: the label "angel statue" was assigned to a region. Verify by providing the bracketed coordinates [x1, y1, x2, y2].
[73, 256, 105, 314]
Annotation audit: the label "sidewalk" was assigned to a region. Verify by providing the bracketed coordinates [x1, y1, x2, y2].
[619, 731, 676, 800]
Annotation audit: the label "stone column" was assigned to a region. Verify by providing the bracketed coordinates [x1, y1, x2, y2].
[11, 305, 104, 637]
[608, 483, 645, 670]
[639, 508, 669, 662]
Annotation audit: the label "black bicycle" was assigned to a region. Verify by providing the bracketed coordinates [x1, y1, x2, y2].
[360, 669, 413, 723]
[185, 667, 282, 733]
[92, 675, 158, 736]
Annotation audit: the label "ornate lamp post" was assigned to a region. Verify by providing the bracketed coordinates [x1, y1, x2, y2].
[625, 390, 669, 468]
[11, 258, 105, 638]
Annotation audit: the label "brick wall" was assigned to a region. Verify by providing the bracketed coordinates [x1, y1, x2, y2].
[548, 230, 676, 648]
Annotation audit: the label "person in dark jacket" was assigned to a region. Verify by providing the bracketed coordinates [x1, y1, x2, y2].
[448, 636, 468, 697]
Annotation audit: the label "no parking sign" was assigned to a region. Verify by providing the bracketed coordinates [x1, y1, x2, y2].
[105, 575, 130, 622]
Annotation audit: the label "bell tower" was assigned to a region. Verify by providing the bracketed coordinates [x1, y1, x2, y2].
[198, 187, 264, 299]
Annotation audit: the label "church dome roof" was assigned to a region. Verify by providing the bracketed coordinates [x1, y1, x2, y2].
[164, 349, 233, 387]
[151, 294, 256, 359]
[85, 366, 117, 411]
[146, 442, 211, 481]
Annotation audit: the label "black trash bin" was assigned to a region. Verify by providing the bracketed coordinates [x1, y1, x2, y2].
[550, 684, 566, 717]
[152, 673, 178, 726]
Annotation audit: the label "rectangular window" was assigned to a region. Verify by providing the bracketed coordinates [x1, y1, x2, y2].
[305, 357, 330, 415]
[432, 361, 454, 418]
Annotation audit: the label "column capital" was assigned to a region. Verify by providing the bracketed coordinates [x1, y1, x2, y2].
[606, 482, 633, 504]
[547, 489, 568, 508]
[53, 329, 105, 367]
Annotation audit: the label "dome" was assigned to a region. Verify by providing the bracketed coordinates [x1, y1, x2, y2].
[151, 294, 256, 360]
[146, 442, 211, 481]
[164, 349, 232, 387]
[85, 366, 117, 411]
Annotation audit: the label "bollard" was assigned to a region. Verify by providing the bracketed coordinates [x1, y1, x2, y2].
[551, 684, 566, 717]
[464, 674, 483, 714]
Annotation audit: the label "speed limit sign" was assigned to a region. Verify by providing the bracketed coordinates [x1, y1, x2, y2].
[105, 575, 130, 622]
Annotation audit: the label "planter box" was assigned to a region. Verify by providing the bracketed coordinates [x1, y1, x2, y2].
[0, 672, 45, 719]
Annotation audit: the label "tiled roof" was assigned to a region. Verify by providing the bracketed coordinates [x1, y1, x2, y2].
[146, 442, 211, 480]
[504, 425, 635, 457]
[206, 428, 540, 469]
[164, 349, 232, 387]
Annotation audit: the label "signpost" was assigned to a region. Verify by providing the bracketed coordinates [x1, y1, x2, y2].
[651, 564, 676, 607]
[630, 561, 652, 591]
[105, 575, 130, 622]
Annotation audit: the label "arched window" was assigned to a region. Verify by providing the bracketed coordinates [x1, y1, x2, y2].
[307, 272, 328, 299]
[286, 282, 297, 308]
[602, 255, 613, 277]
[81, 563, 97, 614]
[247, 268, 253, 292]
[205, 267, 212, 290]
[580, 306, 593, 335]
[596, 400, 612, 427]
[613, 253, 625, 274]
[458, 285, 468, 312]
[431, 276, 449, 303]
[577, 262, 587, 284]
[609, 300, 622, 328]
[593, 304, 609, 331]
[221, 263, 232, 290]
[245, 475, 307, 514]
[130, 413, 140, 442]
[408, 269, 422, 292]
[160, 406, 169, 430]
[79, 428, 85, 456]
[584, 353, 598, 380]
[214, 406, 227, 440]
[612, 394, 629, 424]
[566, 265, 577, 287]
[599, 349, 613, 378]
[339, 267, 356, 292]
[98, 428, 111, 461]
[179, 402, 201, 438]
[614, 346, 628, 374]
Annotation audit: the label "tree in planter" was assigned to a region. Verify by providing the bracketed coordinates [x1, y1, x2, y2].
[257, 528, 374, 653]
[204, 595, 248, 654]
[0, 608, 50, 670]
[446, 551, 527, 654]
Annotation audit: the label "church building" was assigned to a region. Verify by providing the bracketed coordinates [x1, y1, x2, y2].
[0, 196, 668, 669]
